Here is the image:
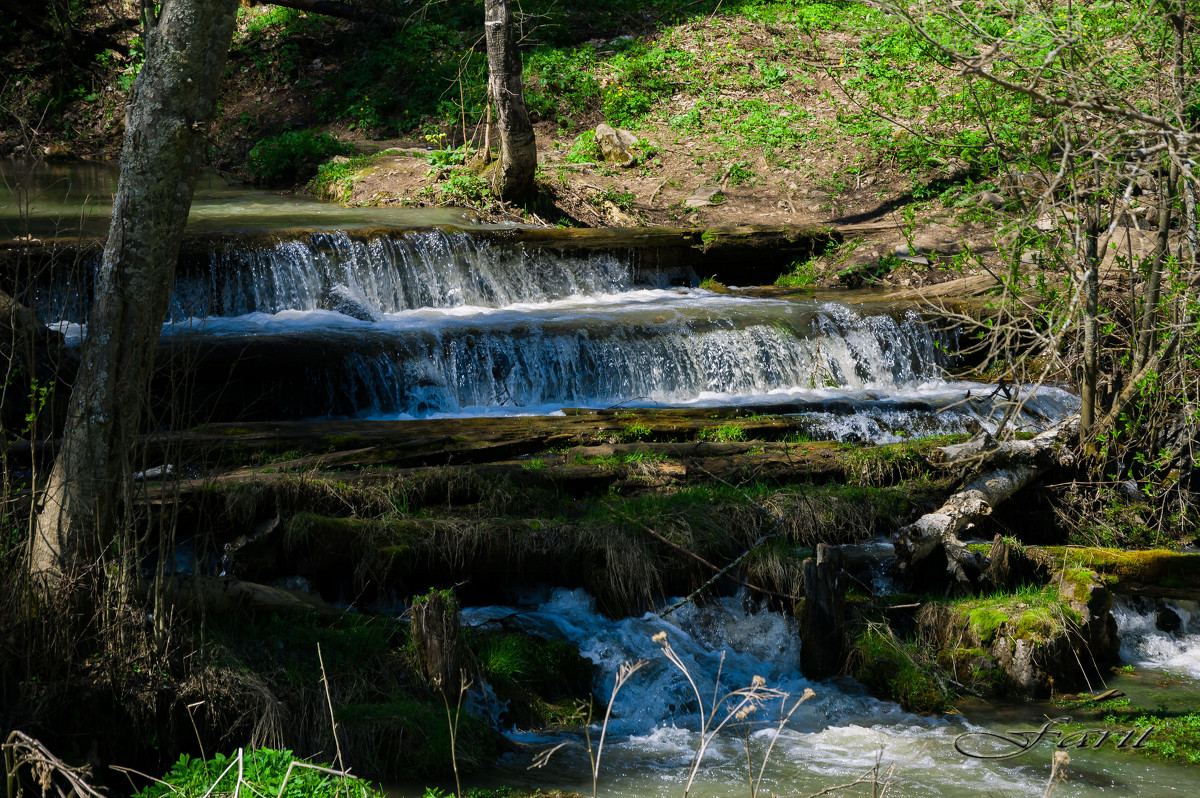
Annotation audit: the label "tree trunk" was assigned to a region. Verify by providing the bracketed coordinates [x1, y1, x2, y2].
[799, 544, 847, 680]
[1079, 220, 1100, 434]
[412, 590, 471, 697]
[31, 0, 241, 588]
[483, 0, 537, 201]
[894, 419, 1079, 594]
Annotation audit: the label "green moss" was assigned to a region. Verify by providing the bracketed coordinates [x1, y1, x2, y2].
[852, 627, 951, 714]
[966, 608, 1008, 645]
[1058, 707, 1199, 765]
[1055, 548, 1200, 590]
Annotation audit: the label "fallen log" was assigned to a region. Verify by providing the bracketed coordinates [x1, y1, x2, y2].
[152, 574, 345, 618]
[894, 417, 1078, 594]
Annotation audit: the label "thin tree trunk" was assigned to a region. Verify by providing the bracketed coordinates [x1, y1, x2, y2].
[483, 0, 537, 201]
[31, 0, 241, 588]
[1134, 163, 1177, 373]
[1080, 220, 1100, 433]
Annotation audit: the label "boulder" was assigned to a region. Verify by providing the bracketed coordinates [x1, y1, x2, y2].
[595, 123, 639, 167]
[322, 282, 384, 322]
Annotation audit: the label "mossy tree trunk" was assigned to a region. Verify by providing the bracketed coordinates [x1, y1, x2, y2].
[483, 0, 537, 202]
[31, 0, 241, 589]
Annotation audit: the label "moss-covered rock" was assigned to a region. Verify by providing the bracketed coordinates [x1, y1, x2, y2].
[916, 576, 1119, 699]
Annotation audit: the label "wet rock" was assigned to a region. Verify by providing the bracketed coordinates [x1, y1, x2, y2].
[322, 282, 384, 322]
[595, 123, 639, 167]
[1156, 606, 1183, 634]
[42, 142, 72, 160]
[917, 568, 1120, 700]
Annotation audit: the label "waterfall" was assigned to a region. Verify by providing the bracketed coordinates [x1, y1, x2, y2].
[41, 225, 1081, 432]
[152, 295, 975, 422]
[35, 228, 694, 323]
[1113, 596, 1200, 679]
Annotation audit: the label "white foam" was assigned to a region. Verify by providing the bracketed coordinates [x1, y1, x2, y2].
[1113, 596, 1200, 679]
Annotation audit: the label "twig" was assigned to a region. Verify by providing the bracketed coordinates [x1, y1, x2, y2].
[317, 643, 351, 798]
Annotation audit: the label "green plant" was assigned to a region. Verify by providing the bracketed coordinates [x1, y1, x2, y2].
[698, 423, 747, 443]
[133, 748, 383, 798]
[775, 259, 818, 287]
[436, 169, 491, 207]
[852, 624, 950, 714]
[617, 421, 653, 442]
[429, 144, 475, 169]
[247, 129, 352, 186]
[563, 130, 599, 163]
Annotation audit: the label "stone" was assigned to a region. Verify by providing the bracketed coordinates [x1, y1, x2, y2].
[42, 142, 72, 160]
[977, 191, 1006, 209]
[595, 123, 639, 167]
[322, 283, 384, 322]
[1156, 606, 1183, 634]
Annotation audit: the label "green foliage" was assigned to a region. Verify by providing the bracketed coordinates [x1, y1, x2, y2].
[775, 258, 818, 287]
[309, 154, 377, 201]
[134, 748, 384, 798]
[697, 423, 748, 443]
[852, 626, 950, 714]
[526, 47, 602, 123]
[246, 130, 352, 186]
[437, 169, 491, 206]
[617, 421, 654, 442]
[428, 144, 476, 168]
[563, 130, 599, 163]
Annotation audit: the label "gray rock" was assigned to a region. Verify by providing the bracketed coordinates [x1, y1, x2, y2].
[977, 190, 1006, 209]
[322, 283, 383, 322]
[595, 123, 640, 167]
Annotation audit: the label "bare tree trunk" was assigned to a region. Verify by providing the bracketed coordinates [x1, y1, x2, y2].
[483, 0, 537, 201]
[1134, 162, 1177, 373]
[1079, 219, 1100, 433]
[31, 0, 241, 588]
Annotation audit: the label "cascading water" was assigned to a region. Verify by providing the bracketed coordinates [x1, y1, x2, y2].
[1113, 596, 1200, 679]
[459, 588, 1193, 798]
[43, 224, 1080, 435]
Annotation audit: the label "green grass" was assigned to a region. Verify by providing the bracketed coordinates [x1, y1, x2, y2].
[697, 423, 748, 443]
[135, 749, 383, 798]
[776, 258, 819, 287]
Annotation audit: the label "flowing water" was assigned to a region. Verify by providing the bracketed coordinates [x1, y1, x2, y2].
[451, 588, 1200, 798]
[14, 182, 1078, 434]
[9, 163, 1192, 794]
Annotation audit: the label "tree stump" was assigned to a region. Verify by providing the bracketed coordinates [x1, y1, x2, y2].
[800, 544, 847, 680]
[412, 590, 469, 697]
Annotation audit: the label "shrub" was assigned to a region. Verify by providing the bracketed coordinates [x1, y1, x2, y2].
[246, 129, 352, 186]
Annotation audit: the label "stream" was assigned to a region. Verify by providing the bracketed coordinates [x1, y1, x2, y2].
[451, 589, 1200, 798]
[7, 164, 1191, 795]
[6, 164, 1078, 437]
